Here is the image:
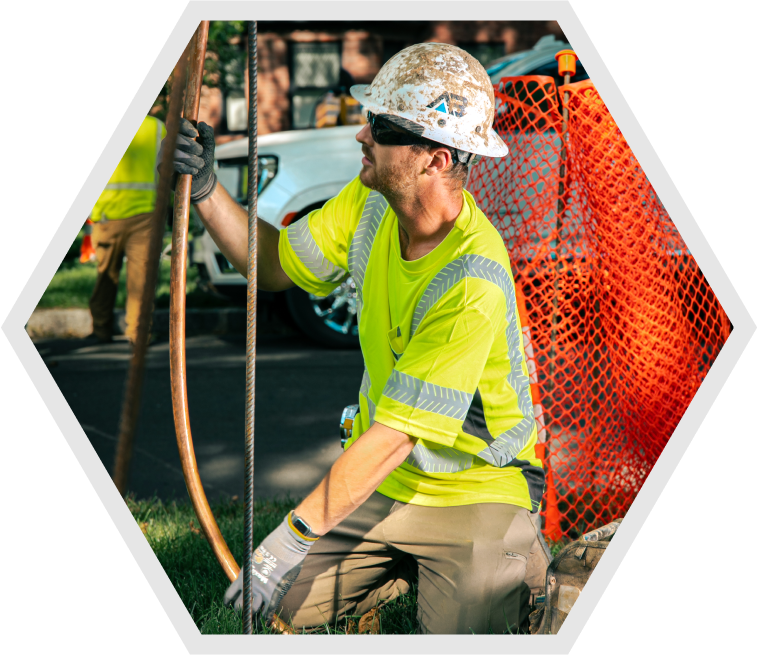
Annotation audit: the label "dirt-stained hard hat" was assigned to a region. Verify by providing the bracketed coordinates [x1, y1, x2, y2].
[350, 42, 508, 158]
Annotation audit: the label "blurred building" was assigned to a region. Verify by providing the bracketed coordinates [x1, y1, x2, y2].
[190, 20, 565, 140]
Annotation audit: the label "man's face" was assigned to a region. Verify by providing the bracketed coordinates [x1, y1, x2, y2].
[355, 123, 421, 199]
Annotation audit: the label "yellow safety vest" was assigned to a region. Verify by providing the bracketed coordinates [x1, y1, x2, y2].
[91, 116, 166, 221]
[279, 177, 544, 511]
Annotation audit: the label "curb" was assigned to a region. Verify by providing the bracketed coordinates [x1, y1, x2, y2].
[26, 307, 295, 340]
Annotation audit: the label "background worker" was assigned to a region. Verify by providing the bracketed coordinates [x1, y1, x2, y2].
[88, 115, 166, 343]
[164, 43, 546, 634]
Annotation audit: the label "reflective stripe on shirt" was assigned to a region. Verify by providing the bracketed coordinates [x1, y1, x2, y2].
[360, 367, 377, 425]
[382, 370, 472, 421]
[401, 254, 535, 472]
[348, 190, 387, 294]
[347, 197, 536, 476]
[288, 216, 349, 283]
[103, 182, 157, 191]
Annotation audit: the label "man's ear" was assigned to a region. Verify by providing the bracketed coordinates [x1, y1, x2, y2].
[424, 147, 454, 177]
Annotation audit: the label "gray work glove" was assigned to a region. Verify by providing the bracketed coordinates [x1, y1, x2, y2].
[223, 512, 317, 623]
[157, 117, 217, 203]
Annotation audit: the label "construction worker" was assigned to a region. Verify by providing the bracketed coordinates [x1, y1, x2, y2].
[164, 43, 546, 634]
[88, 115, 166, 343]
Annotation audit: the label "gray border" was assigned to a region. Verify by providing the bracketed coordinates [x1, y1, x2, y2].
[2, 0, 756, 653]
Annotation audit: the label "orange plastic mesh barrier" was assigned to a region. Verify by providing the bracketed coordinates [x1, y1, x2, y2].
[469, 77, 731, 540]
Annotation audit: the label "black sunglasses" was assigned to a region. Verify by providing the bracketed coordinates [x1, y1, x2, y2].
[366, 111, 433, 147]
[366, 111, 479, 166]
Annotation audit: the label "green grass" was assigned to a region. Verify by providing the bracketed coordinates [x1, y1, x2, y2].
[37, 232, 232, 310]
[128, 495, 424, 635]
[129, 495, 546, 635]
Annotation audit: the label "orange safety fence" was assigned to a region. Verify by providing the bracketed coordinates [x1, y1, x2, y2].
[469, 77, 731, 540]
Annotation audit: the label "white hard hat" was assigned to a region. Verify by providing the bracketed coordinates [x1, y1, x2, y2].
[350, 42, 508, 158]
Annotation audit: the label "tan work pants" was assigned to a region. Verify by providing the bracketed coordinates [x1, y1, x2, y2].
[89, 212, 153, 343]
[277, 491, 541, 634]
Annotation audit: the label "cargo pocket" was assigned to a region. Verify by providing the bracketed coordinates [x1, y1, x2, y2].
[491, 549, 529, 634]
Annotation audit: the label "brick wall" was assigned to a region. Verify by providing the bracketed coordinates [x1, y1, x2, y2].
[342, 30, 383, 84]
[221, 21, 565, 138]
[248, 33, 291, 135]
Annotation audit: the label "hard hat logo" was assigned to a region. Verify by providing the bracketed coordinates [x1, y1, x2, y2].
[427, 92, 469, 118]
[350, 42, 509, 158]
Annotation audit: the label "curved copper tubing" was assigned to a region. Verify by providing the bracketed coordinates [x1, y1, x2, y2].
[170, 21, 240, 583]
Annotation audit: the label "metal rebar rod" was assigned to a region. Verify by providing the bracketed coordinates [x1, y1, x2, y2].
[548, 71, 573, 391]
[243, 19, 259, 636]
[112, 42, 191, 496]
[169, 21, 240, 583]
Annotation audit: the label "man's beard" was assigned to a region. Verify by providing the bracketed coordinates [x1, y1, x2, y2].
[361, 149, 417, 202]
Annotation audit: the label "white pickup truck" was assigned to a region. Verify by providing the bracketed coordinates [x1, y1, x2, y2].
[191, 35, 587, 347]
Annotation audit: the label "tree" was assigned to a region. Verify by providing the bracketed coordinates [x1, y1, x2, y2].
[150, 21, 247, 121]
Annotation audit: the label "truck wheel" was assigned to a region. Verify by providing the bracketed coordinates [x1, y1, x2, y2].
[285, 278, 360, 348]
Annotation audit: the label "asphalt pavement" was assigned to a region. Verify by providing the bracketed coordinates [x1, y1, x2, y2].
[34, 332, 364, 502]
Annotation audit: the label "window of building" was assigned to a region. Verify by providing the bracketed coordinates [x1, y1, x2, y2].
[290, 42, 341, 129]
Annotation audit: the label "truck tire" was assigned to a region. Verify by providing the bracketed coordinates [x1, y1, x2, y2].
[285, 280, 360, 349]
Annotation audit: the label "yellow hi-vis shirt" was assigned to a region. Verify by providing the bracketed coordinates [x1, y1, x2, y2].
[91, 116, 166, 221]
[279, 177, 544, 511]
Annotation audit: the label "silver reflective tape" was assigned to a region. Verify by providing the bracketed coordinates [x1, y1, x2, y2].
[383, 369, 472, 421]
[411, 254, 509, 336]
[104, 183, 156, 191]
[359, 368, 376, 426]
[409, 252, 535, 469]
[476, 417, 532, 467]
[359, 367, 370, 397]
[288, 217, 348, 283]
[348, 190, 387, 294]
[479, 263, 535, 467]
[405, 442, 474, 473]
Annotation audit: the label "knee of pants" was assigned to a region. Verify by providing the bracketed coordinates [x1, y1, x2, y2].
[277, 554, 415, 629]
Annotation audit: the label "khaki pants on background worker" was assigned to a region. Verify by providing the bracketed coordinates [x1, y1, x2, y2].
[89, 212, 153, 343]
[277, 491, 541, 634]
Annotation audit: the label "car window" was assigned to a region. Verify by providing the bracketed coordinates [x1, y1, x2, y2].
[215, 155, 278, 202]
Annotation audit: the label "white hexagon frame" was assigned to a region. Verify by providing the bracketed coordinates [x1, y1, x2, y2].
[3, 1, 755, 653]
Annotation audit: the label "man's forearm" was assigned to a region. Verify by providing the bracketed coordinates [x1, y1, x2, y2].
[294, 422, 417, 536]
[193, 183, 294, 292]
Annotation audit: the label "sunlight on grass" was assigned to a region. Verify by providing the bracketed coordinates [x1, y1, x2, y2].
[128, 495, 421, 635]
[36, 234, 217, 310]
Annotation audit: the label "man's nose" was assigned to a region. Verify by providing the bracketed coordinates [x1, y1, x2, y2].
[356, 123, 373, 146]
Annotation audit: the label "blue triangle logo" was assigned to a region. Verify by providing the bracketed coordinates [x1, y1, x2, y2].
[432, 100, 448, 114]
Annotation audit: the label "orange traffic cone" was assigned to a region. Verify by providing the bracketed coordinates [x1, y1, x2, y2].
[80, 218, 96, 264]
[515, 281, 563, 542]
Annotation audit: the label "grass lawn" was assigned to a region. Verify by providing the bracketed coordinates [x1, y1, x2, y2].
[129, 495, 559, 635]
[129, 494, 421, 635]
[37, 231, 232, 310]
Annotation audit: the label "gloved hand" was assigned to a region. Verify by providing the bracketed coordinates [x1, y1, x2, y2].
[157, 117, 217, 203]
[223, 512, 317, 623]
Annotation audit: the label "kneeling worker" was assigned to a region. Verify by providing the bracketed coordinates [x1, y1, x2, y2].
[165, 43, 545, 634]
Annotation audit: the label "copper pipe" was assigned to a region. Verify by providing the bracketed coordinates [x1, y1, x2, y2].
[112, 41, 191, 497]
[169, 21, 240, 583]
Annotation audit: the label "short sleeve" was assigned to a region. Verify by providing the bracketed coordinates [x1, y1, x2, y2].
[278, 178, 361, 296]
[374, 284, 504, 447]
